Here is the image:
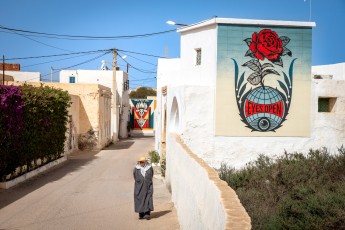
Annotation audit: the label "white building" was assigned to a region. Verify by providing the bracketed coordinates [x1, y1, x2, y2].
[155, 18, 345, 169]
[2, 70, 40, 83]
[60, 68, 130, 140]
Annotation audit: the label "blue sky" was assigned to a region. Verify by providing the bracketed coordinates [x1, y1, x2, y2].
[0, 0, 344, 89]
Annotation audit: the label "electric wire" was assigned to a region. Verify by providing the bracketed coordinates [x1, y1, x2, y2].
[4, 28, 73, 52]
[38, 51, 111, 79]
[0, 25, 176, 40]
[6, 49, 112, 61]
[117, 51, 157, 66]
[117, 54, 156, 74]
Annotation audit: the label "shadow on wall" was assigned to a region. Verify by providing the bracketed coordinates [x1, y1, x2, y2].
[170, 97, 180, 133]
[78, 97, 96, 150]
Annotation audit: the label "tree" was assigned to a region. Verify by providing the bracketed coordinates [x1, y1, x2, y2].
[129, 87, 156, 99]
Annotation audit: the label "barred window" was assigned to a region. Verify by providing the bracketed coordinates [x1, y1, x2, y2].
[318, 97, 336, 112]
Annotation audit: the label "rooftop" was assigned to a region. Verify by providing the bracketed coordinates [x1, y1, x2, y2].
[177, 17, 316, 33]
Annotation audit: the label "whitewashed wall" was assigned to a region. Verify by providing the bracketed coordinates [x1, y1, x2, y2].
[165, 133, 251, 230]
[5, 71, 40, 82]
[312, 63, 345, 80]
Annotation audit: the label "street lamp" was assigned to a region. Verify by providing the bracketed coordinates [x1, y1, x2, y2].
[166, 20, 188, 27]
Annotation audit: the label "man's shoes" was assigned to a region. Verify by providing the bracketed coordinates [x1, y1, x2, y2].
[144, 215, 150, 220]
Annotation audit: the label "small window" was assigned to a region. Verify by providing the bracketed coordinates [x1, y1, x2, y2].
[69, 76, 75, 83]
[318, 97, 336, 112]
[195, 48, 201, 65]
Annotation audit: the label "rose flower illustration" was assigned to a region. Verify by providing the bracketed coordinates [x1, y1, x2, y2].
[244, 29, 292, 67]
[250, 29, 283, 62]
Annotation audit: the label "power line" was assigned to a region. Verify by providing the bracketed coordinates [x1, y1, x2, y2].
[0, 25, 176, 40]
[117, 54, 156, 74]
[22, 52, 100, 68]
[7, 49, 111, 61]
[40, 51, 111, 78]
[117, 51, 157, 66]
[117, 49, 166, 59]
[4, 28, 73, 52]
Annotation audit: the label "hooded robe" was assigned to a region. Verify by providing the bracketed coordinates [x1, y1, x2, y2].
[133, 162, 154, 213]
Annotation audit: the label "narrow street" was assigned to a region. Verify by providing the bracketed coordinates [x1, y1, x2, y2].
[0, 137, 179, 230]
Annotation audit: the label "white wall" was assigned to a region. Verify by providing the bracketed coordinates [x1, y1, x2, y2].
[312, 63, 345, 80]
[180, 24, 217, 87]
[5, 71, 40, 82]
[166, 133, 251, 230]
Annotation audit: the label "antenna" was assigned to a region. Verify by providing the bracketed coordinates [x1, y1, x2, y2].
[100, 60, 109, 70]
[304, 0, 312, 21]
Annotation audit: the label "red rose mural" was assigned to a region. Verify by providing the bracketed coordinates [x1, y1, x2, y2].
[232, 29, 296, 132]
[244, 29, 292, 67]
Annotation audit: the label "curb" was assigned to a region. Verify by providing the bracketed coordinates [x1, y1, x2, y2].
[0, 156, 67, 189]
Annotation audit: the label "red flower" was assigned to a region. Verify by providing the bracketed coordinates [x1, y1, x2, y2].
[249, 29, 283, 62]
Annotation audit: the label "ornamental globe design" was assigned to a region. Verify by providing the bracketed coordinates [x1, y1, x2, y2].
[243, 86, 285, 131]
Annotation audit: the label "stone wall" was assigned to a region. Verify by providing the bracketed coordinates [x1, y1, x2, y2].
[166, 133, 251, 230]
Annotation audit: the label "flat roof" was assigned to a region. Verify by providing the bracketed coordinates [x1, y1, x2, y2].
[177, 18, 316, 33]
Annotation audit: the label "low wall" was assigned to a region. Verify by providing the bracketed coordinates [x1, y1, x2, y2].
[166, 133, 251, 230]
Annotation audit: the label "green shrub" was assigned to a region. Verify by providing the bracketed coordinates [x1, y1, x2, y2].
[218, 147, 345, 229]
[160, 157, 166, 177]
[148, 150, 160, 164]
[0, 84, 70, 181]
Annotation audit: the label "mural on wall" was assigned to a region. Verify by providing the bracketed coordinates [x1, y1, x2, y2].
[215, 24, 312, 137]
[234, 29, 295, 132]
[130, 99, 155, 130]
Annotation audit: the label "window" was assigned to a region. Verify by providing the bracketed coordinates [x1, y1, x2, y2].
[195, 48, 201, 65]
[69, 76, 75, 83]
[318, 97, 336, 112]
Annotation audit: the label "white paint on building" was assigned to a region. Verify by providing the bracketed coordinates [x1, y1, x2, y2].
[4, 70, 40, 82]
[155, 18, 345, 169]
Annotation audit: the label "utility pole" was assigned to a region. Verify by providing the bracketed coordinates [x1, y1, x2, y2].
[112, 48, 118, 142]
[50, 67, 53, 82]
[2, 55, 5, 85]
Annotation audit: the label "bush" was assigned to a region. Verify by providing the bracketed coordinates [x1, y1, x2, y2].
[218, 147, 345, 229]
[148, 150, 160, 164]
[0, 85, 24, 177]
[0, 84, 70, 181]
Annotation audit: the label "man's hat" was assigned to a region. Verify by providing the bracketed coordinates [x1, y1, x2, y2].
[138, 156, 147, 162]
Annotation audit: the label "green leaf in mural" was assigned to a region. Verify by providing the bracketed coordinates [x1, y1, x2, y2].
[283, 71, 291, 88]
[239, 83, 247, 98]
[261, 63, 274, 69]
[277, 80, 289, 99]
[243, 38, 252, 47]
[237, 72, 245, 90]
[280, 36, 291, 46]
[242, 59, 261, 72]
[247, 72, 261, 85]
[273, 57, 283, 67]
[232, 59, 239, 89]
[289, 58, 298, 84]
[245, 49, 256, 58]
[282, 47, 292, 57]
[262, 69, 280, 77]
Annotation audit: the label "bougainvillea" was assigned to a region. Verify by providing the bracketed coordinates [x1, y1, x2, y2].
[0, 84, 70, 181]
[0, 85, 24, 178]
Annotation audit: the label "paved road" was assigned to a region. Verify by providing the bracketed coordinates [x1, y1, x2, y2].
[0, 137, 179, 230]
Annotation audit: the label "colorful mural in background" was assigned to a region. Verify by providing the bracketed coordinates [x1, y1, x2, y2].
[130, 99, 155, 130]
[215, 25, 312, 136]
